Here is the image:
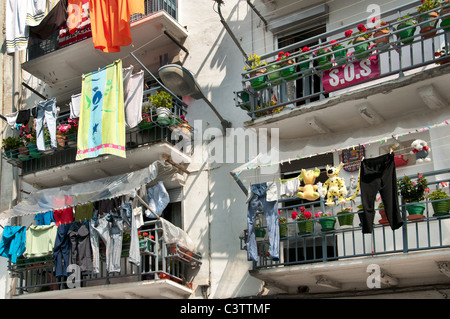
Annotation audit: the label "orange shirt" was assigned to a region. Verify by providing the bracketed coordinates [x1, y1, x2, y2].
[89, 0, 145, 53]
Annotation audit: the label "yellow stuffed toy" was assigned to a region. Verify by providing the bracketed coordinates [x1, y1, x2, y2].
[297, 168, 321, 201]
[320, 163, 348, 206]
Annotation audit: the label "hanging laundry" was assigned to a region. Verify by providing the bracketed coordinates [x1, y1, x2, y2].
[34, 210, 55, 226]
[74, 202, 94, 221]
[53, 207, 75, 226]
[124, 70, 144, 128]
[6, 0, 47, 53]
[68, 221, 93, 275]
[89, 0, 145, 53]
[59, 0, 91, 48]
[146, 181, 170, 218]
[5, 112, 18, 129]
[35, 98, 58, 151]
[77, 60, 126, 160]
[53, 223, 72, 277]
[29, 0, 68, 40]
[0, 226, 26, 264]
[70, 93, 81, 119]
[24, 224, 58, 258]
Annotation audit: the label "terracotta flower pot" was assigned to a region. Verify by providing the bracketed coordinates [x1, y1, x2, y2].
[373, 29, 390, 49]
[56, 134, 67, 147]
[418, 11, 439, 38]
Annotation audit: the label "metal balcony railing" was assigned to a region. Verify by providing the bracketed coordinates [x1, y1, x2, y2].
[2, 86, 191, 175]
[240, 168, 450, 270]
[8, 219, 201, 297]
[235, 1, 450, 119]
[28, 0, 178, 61]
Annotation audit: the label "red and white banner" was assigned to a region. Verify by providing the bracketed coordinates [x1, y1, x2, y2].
[322, 57, 380, 93]
[59, 0, 91, 48]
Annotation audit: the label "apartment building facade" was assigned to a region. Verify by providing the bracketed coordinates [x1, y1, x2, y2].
[0, 0, 449, 299]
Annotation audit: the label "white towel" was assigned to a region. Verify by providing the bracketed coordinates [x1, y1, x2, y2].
[124, 71, 144, 129]
[70, 93, 81, 119]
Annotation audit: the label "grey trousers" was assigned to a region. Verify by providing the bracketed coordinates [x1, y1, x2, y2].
[68, 221, 93, 274]
[90, 214, 123, 274]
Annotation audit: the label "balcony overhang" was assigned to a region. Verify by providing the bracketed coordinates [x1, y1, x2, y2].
[250, 249, 450, 297]
[12, 278, 193, 299]
[244, 65, 450, 141]
[22, 11, 188, 103]
[21, 142, 191, 189]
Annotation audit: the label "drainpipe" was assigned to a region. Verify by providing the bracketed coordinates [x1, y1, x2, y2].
[11, 52, 21, 226]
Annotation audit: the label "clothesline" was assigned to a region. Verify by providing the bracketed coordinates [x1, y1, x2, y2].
[232, 119, 450, 178]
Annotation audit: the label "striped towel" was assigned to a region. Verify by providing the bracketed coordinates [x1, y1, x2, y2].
[76, 60, 126, 160]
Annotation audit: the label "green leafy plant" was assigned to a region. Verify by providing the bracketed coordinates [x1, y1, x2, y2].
[428, 188, 450, 200]
[2, 136, 24, 151]
[397, 173, 429, 203]
[397, 13, 417, 24]
[416, 0, 442, 14]
[149, 90, 173, 109]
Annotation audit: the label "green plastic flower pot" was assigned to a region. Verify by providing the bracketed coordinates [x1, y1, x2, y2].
[406, 203, 426, 220]
[332, 45, 348, 65]
[297, 220, 314, 234]
[280, 224, 288, 238]
[319, 217, 336, 231]
[266, 64, 282, 85]
[432, 200, 450, 216]
[397, 21, 417, 45]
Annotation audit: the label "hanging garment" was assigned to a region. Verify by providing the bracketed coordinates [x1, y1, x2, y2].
[6, 0, 47, 53]
[0, 226, 26, 263]
[90, 212, 123, 274]
[59, 0, 91, 48]
[53, 207, 74, 226]
[119, 202, 140, 266]
[89, 0, 145, 53]
[53, 223, 72, 277]
[34, 210, 55, 226]
[146, 181, 170, 218]
[35, 98, 58, 151]
[246, 182, 280, 262]
[24, 224, 58, 258]
[70, 93, 81, 119]
[68, 221, 93, 274]
[74, 203, 94, 222]
[124, 71, 144, 128]
[5, 112, 18, 129]
[95, 198, 121, 216]
[279, 175, 301, 198]
[29, 0, 68, 40]
[358, 153, 403, 234]
[77, 60, 126, 160]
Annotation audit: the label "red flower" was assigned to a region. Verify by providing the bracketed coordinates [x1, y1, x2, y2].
[150, 235, 154, 240]
[278, 51, 284, 57]
[357, 24, 367, 32]
[299, 206, 306, 213]
[304, 211, 312, 219]
[345, 30, 353, 37]
[291, 210, 298, 219]
[371, 17, 376, 23]
[302, 46, 310, 52]
[278, 210, 281, 214]
[143, 232, 149, 237]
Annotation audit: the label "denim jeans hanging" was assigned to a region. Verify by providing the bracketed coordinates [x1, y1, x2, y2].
[35, 98, 57, 151]
[246, 182, 279, 262]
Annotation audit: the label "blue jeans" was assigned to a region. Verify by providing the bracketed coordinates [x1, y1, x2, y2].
[35, 98, 57, 151]
[53, 223, 72, 277]
[246, 182, 279, 262]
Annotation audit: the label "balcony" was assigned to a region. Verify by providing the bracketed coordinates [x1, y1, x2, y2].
[23, 0, 187, 104]
[240, 169, 450, 296]
[9, 219, 202, 299]
[235, 2, 450, 139]
[2, 87, 192, 189]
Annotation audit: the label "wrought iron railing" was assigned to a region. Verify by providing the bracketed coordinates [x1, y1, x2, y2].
[9, 220, 201, 296]
[240, 168, 450, 270]
[235, 1, 450, 119]
[28, 0, 178, 60]
[2, 86, 191, 175]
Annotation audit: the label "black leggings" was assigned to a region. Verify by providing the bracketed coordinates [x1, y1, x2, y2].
[359, 153, 403, 233]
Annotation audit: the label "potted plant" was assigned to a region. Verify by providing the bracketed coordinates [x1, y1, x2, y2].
[276, 51, 296, 80]
[278, 210, 288, 238]
[138, 231, 155, 255]
[298, 46, 312, 73]
[440, 0, 450, 31]
[315, 47, 333, 70]
[2, 136, 23, 158]
[266, 60, 282, 85]
[428, 188, 450, 216]
[244, 53, 268, 90]
[292, 207, 318, 234]
[56, 123, 72, 147]
[337, 207, 354, 226]
[24, 132, 42, 159]
[397, 173, 429, 220]
[330, 40, 347, 65]
[416, 0, 442, 38]
[396, 14, 417, 45]
[377, 202, 389, 224]
[345, 24, 372, 59]
[372, 17, 391, 50]
[149, 90, 174, 125]
[318, 211, 336, 231]
[65, 118, 78, 147]
[435, 47, 450, 65]
[139, 99, 155, 129]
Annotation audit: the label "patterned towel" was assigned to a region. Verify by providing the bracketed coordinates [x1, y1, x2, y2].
[76, 59, 126, 160]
